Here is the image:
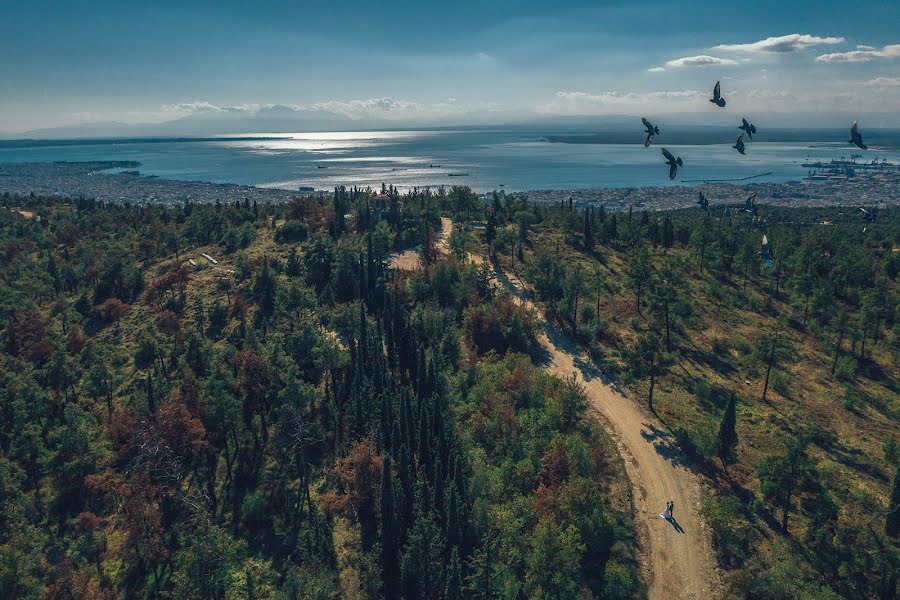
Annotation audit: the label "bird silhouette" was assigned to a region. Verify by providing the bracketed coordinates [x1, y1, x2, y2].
[697, 189, 709, 211]
[739, 118, 757, 139]
[733, 134, 746, 155]
[641, 117, 660, 147]
[849, 121, 867, 150]
[661, 148, 683, 180]
[859, 206, 877, 223]
[760, 234, 774, 267]
[743, 192, 758, 215]
[709, 81, 726, 107]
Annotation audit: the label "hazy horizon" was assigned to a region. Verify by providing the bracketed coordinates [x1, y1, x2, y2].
[2, 1, 898, 137]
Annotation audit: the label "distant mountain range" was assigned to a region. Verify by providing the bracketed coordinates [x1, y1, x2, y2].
[6, 107, 899, 147]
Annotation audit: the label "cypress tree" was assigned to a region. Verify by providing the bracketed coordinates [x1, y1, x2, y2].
[484, 209, 497, 257]
[662, 216, 675, 248]
[399, 441, 414, 529]
[417, 407, 431, 473]
[718, 392, 738, 471]
[445, 486, 460, 552]
[381, 456, 400, 597]
[432, 456, 445, 516]
[444, 546, 463, 600]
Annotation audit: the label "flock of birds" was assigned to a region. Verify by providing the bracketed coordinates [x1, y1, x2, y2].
[638, 80, 878, 261]
[640, 80, 870, 180]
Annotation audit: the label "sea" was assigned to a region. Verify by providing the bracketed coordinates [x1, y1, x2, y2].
[1, 128, 899, 193]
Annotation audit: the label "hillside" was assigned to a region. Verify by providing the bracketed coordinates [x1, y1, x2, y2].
[475, 194, 898, 599]
[0, 188, 641, 599]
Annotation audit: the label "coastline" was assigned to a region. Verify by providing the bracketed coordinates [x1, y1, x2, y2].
[1, 159, 897, 210]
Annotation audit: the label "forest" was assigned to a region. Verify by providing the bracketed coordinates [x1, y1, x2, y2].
[0, 183, 897, 599]
[0, 187, 639, 599]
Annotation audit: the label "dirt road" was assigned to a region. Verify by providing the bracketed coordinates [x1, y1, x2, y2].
[490, 263, 721, 600]
[388, 217, 453, 271]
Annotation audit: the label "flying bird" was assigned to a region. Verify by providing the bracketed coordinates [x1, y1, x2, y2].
[743, 192, 758, 215]
[697, 189, 709, 211]
[860, 206, 877, 233]
[849, 121, 867, 150]
[760, 234, 774, 268]
[733, 134, 746, 155]
[709, 81, 726, 107]
[641, 117, 660, 147]
[739, 118, 756, 139]
[661, 148, 683, 180]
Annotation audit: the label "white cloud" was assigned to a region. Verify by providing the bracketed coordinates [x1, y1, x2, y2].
[160, 101, 223, 115]
[745, 89, 798, 101]
[310, 98, 426, 118]
[713, 33, 844, 53]
[816, 44, 900, 62]
[555, 90, 706, 103]
[647, 67, 666, 73]
[857, 45, 875, 50]
[664, 55, 738, 68]
[541, 89, 706, 115]
[151, 98, 475, 122]
[866, 77, 900, 87]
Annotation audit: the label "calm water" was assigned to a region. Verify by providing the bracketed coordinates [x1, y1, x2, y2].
[1, 129, 898, 192]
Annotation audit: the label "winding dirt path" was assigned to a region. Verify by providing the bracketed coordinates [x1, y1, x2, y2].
[388, 217, 453, 271]
[487, 261, 721, 600]
[392, 217, 719, 596]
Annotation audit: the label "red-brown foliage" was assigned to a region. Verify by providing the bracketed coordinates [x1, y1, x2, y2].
[7, 309, 52, 364]
[320, 437, 383, 521]
[286, 197, 335, 232]
[156, 400, 208, 467]
[98, 298, 130, 325]
[155, 310, 181, 337]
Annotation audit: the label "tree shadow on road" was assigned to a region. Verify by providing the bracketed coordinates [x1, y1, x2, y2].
[640, 422, 708, 478]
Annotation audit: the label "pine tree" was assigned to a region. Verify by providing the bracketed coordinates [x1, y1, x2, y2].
[718, 392, 738, 471]
[628, 246, 653, 315]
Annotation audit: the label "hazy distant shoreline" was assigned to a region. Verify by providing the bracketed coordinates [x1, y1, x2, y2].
[2, 160, 896, 212]
[3, 126, 899, 149]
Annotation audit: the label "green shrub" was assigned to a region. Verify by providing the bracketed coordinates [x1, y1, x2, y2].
[274, 219, 308, 244]
[602, 560, 637, 600]
[771, 370, 791, 398]
[700, 495, 753, 568]
[732, 337, 751, 356]
[693, 379, 712, 401]
[834, 356, 857, 382]
[463, 296, 539, 356]
[674, 425, 717, 462]
[843, 389, 863, 413]
[711, 336, 730, 356]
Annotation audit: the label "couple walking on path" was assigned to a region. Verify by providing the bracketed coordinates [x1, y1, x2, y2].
[661, 500, 685, 533]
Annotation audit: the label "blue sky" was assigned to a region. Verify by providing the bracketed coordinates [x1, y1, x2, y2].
[1, 0, 898, 133]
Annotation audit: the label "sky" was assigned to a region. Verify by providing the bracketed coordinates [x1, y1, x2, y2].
[1, 0, 898, 135]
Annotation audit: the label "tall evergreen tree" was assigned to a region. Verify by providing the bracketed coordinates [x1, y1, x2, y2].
[445, 546, 463, 600]
[718, 392, 738, 471]
[381, 455, 400, 598]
